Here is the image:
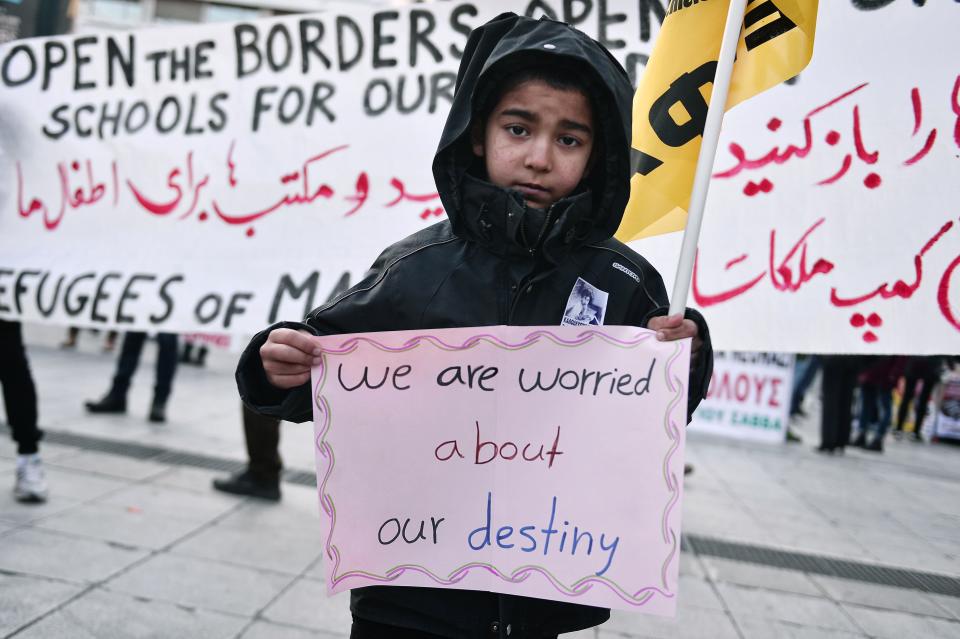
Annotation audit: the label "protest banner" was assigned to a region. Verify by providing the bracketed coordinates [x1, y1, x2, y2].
[690, 351, 794, 443]
[310, 325, 690, 614]
[0, 0, 956, 353]
[0, 0, 658, 336]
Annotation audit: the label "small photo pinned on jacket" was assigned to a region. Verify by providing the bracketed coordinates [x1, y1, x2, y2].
[561, 278, 608, 326]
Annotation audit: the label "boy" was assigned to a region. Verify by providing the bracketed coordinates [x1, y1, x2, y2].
[238, 13, 713, 639]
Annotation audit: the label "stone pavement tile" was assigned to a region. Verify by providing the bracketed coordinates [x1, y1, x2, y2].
[734, 615, 867, 638]
[35, 466, 130, 502]
[561, 629, 597, 638]
[930, 594, 960, 620]
[700, 557, 821, 597]
[674, 575, 726, 611]
[36, 501, 206, 550]
[861, 540, 959, 575]
[149, 465, 223, 494]
[97, 481, 241, 523]
[0, 573, 85, 636]
[242, 620, 343, 638]
[48, 450, 170, 481]
[0, 527, 148, 583]
[260, 577, 352, 633]
[761, 522, 873, 562]
[0, 490, 85, 525]
[842, 603, 960, 639]
[106, 553, 293, 617]
[0, 436, 15, 459]
[13, 588, 248, 639]
[678, 552, 704, 579]
[713, 583, 859, 632]
[217, 482, 322, 533]
[173, 520, 324, 575]
[601, 607, 739, 639]
[810, 575, 953, 619]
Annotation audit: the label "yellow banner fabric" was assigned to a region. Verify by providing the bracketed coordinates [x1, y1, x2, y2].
[617, 0, 818, 242]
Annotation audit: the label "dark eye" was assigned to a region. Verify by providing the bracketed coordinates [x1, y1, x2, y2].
[507, 125, 528, 136]
[558, 135, 580, 147]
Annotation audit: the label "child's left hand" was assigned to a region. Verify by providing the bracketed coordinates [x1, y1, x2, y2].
[647, 313, 702, 357]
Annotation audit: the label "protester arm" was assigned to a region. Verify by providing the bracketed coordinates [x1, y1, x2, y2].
[236, 320, 319, 423]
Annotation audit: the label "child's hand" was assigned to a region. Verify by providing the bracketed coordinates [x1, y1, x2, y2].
[647, 313, 703, 356]
[260, 328, 321, 389]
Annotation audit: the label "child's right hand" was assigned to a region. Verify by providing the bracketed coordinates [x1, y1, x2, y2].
[260, 328, 321, 389]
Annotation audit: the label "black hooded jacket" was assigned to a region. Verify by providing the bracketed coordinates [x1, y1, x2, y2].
[237, 13, 713, 639]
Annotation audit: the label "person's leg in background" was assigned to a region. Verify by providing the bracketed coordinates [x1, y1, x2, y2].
[895, 372, 919, 435]
[60, 326, 80, 349]
[853, 384, 878, 448]
[149, 333, 179, 423]
[818, 357, 842, 452]
[911, 373, 939, 442]
[85, 331, 147, 414]
[213, 404, 283, 501]
[0, 320, 48, 503]
[790, 355, 821, 417]
[836, 359, 858, 451]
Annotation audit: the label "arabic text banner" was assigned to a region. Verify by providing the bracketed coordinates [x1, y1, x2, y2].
[632, 0, 960, 354]
[311, 325, 690, 614]
[0, 0, 659, 337]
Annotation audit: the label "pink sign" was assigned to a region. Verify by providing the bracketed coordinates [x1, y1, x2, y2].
[310, 325, 690, 614]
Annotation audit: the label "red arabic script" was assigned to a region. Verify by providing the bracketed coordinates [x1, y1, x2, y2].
[692, 218, 834, 307]
[830, 220, 955, 307]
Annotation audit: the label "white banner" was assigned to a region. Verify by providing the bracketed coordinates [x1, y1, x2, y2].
[689, 352, 794, 443]
[635, 0, 960, 354]
[0, 0, 656, 335]
[0, 0, 957, 353]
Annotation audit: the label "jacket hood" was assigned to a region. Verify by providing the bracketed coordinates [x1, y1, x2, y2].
[431, 13, 634, 257]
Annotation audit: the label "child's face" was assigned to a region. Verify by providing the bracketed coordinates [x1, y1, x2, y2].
[473, 79, 594, 210]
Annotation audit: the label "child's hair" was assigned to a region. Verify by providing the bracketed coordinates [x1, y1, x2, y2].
[475, 60, 597, 124]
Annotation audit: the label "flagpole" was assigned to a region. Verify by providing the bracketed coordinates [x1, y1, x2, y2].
[668, 0, 749, 316]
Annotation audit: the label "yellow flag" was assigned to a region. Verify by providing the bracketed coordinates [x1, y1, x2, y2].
[616, 0, 818, 243]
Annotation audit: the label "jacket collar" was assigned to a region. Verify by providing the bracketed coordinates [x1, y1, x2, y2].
[456, 173, 597, 264]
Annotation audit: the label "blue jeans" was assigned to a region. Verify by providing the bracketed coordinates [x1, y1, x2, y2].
[859, 384, 892, 438]
[790, 355, 821, 415]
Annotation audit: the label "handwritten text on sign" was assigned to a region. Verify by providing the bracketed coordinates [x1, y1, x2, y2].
[310, 326, 690, 614]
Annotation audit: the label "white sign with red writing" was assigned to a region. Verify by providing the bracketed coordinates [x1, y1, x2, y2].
[690, 352, 794, 443]
[634, 0, 960, 354]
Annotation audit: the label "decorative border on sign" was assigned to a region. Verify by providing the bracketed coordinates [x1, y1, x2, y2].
[312, 328, 686, 607]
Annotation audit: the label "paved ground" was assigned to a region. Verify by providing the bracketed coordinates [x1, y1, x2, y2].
[1, 325, 959, 638]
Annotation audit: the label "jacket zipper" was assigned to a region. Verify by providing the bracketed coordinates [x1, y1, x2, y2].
[507, 203, 558, 322]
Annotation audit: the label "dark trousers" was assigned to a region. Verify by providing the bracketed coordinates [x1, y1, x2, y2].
[242, 403, 282, 481]
[820, 356, 860, 450]
[110, 332, 179, 404]
[896, 372, 938, 434]
[0, 320, 42, 454]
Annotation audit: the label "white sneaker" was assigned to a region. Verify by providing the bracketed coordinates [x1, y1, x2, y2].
[14, 454, 48, 503]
